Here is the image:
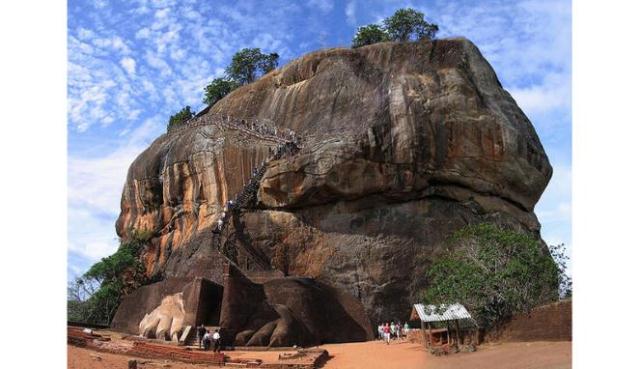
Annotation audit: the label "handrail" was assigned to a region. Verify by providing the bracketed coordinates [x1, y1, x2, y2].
[167, 113, 300, 146]
[212, 139, 300, 272]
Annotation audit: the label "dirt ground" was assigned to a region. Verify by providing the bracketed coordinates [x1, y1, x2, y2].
[68, 345, 287, 369]
[319, 340, 571, 369]
[68, 340, 571, 369]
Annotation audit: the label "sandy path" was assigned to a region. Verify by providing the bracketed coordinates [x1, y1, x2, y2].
[319, 340, 571, 369]
[68, 345, 215, 369]
[68, 340, 571, 369]
[320, 340, 429, 369]
[425, 341, 571, 369]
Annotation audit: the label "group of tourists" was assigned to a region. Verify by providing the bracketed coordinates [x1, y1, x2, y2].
[270, 141, 298, 158]
[196, 324, 222, 352]
[377, 321, 410, 344]
[170, 112, 300, 145]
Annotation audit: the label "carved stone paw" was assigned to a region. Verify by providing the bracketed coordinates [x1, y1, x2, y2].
[138, 292, 185, 341]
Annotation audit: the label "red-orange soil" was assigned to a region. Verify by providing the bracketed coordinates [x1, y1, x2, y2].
[319, 340, 571, 369]
[69, 339, 570, 369]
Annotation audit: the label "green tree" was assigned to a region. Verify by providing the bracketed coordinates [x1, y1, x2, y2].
[226, 48, 279, 85]
[352, 24, 390, 48]
[423, 223, 563, 328]
[259, 52, 279, 74]
[383, 8, 439, 42]
[202, 78, 240, 105]
[167, 105, 195, 131]
[67, 229, 152, 325]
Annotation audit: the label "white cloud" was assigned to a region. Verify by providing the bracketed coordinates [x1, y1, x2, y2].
[509, 72, 571, 115]
[92, 36, 130, 54]
[120, 57, 136, 75]
[145, 50, 173, 76]
[77, 27, 95, 40]
[345, 1, 357, 25]
[536, 163, 571, 253]
[135, 27, 151, 39]
[308, 0, 333, 13]
[93, 0, 107, 9]
[68, 118, 163, 268]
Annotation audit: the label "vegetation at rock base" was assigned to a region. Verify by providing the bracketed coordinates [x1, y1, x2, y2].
[352, 7, 439, 48]
[422, 223, 571, 329]
[67, 229, 152, 325]
[225, 48, 279, 85]
[383, 8, 439, 42]
[203, 77, 240, 105]
[167, 105, 195, 131]
[352, 24, 390, 48]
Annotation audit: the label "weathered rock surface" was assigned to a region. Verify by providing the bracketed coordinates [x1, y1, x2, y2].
[115, 38, 552, 342]
[219, 264, 372, 346]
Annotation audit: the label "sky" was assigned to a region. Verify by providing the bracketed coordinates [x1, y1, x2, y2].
[67, 0, 572, 281]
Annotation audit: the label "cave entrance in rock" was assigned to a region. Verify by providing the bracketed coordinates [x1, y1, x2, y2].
[195, 279, 224, 326]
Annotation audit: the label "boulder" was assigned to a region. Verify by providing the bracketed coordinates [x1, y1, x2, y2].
[114, 38, 553, 340]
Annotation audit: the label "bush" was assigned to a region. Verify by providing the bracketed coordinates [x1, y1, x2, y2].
[167, 106, 195, 131]
[225, 48, 279, 85]
[352, 24, 390, 48]
[383, 8, 438, 42]
[202, 78, 240, 106]
[423, 223, 565, 328]
[67, 229, 152, 325]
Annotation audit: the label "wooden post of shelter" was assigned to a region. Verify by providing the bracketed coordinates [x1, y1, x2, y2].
[427, 322, 432, 346]
[420, 320, 428, 347]
[455, 319, 461, 346]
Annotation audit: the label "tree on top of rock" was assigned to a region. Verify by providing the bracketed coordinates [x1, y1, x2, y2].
[383, 8, 439, 42]
[258, 52, 279, 75]
[226, 48, 280, 85]
[352, 24, 390, 48]
[167, 105, 195, 131]
[203, 78, 240, 106]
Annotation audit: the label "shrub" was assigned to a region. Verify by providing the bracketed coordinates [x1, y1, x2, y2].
[383, 8, 439, 42]
[202, 78, 240, 106]
[423, 223, 564, 328]
[167, 106, 195, 131]
[352, 24, 390, 48]
[225, 48, 280, 85]
[67, 229, 152, 325]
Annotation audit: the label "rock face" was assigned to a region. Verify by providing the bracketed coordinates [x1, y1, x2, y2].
[219, 264, 372, 347]
[115, 38, 552, 342]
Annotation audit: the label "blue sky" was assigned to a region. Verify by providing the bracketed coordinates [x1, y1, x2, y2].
[67, 0, 571, 280]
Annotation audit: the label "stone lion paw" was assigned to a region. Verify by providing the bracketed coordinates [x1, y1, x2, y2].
[139, 293, 186, 341]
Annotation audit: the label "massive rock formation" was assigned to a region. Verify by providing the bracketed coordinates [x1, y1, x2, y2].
[114, 38, 552, 344]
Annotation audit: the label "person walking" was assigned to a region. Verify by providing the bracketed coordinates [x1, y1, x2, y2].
[403, 321, 410, 338]
[378, 323, 384, 340]
[383, 323, 391, 345]
[202, 330, 212, 351]
[390, 321, 396, 340]
[396, 322, 402, 339]
[196, 324, 206, 348]
[212, 329, 222, 352]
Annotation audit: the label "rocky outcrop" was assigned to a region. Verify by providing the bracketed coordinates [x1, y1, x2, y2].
[114, 38, 552, 341]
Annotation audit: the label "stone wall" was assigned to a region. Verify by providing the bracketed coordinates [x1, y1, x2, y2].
[111, 277, 222, 334]
[487, 300, 572, 342]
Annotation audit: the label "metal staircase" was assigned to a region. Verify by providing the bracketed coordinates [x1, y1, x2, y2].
[211, 137, 300, 273]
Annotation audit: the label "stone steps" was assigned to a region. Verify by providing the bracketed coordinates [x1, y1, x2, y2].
[183, 326, 220, 347]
